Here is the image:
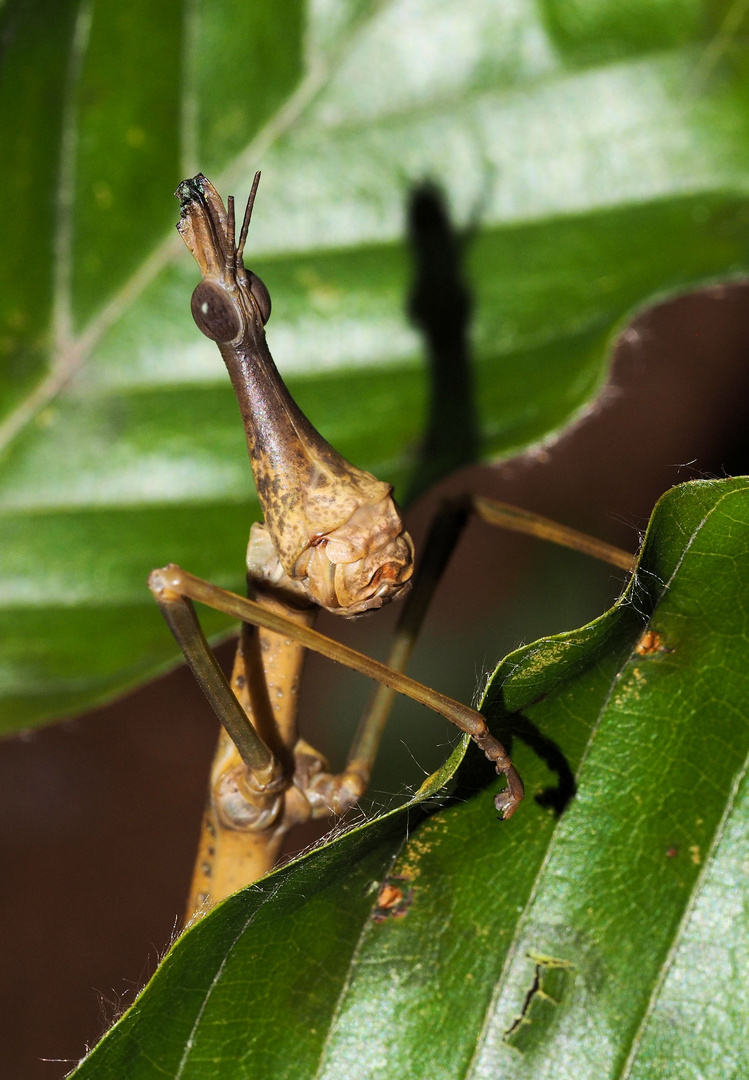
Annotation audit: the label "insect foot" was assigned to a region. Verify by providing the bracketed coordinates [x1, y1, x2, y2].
[472, 729, 525, 819]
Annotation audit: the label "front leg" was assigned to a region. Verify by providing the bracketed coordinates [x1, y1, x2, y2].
[185, 617, 318, 916]
[150, 552, 320, 917]
[152, 565, 523, 824]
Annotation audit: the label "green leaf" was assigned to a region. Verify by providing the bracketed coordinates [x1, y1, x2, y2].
[2, 1, 749, 729]
[69, 477, 749, 1078]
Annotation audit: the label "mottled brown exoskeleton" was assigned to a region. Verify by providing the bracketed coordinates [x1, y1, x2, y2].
[149, 174, 633, 920]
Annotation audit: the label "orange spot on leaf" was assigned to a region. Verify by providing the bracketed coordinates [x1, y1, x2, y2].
[372, 876, 413, 922]
[636, 630, 667, 656]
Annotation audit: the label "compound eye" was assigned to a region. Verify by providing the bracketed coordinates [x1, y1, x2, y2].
[190, 280, 242, 342]
[248, 272, 271, 324]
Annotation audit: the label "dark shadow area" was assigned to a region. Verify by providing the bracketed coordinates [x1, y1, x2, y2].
[405, 183, 479, 502]
[509, 712, 577, 815]
[708, 386, 749, 477]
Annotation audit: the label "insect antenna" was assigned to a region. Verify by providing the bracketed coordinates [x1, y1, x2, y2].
[236, 171, 261, 267]
[226, 194, 236, 260]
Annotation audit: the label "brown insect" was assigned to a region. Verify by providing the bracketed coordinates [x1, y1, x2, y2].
[149, 174, 634, 920]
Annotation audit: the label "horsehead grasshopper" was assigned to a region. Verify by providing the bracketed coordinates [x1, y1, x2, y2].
[149, 174, 635, 921]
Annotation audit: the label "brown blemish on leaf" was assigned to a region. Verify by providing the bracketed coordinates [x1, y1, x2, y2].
[377, 884, 403, 908]
[371, 875, 414, 923]
[635, 630, 669, 656]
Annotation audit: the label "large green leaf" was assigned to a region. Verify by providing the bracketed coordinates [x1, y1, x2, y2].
[69, 477, 749, 1077]
[2, 0, 749, 730]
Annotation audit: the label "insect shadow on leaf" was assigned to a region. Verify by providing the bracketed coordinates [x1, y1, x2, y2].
[405, 181, 480, 502]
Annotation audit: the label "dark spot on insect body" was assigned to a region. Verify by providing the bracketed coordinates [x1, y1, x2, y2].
[235, 674, 246, 689]
[201, 862, 212, 876]
[175, 173, 208, 210]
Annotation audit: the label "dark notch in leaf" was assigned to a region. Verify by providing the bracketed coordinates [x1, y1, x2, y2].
[504, 954, 574, 1053]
